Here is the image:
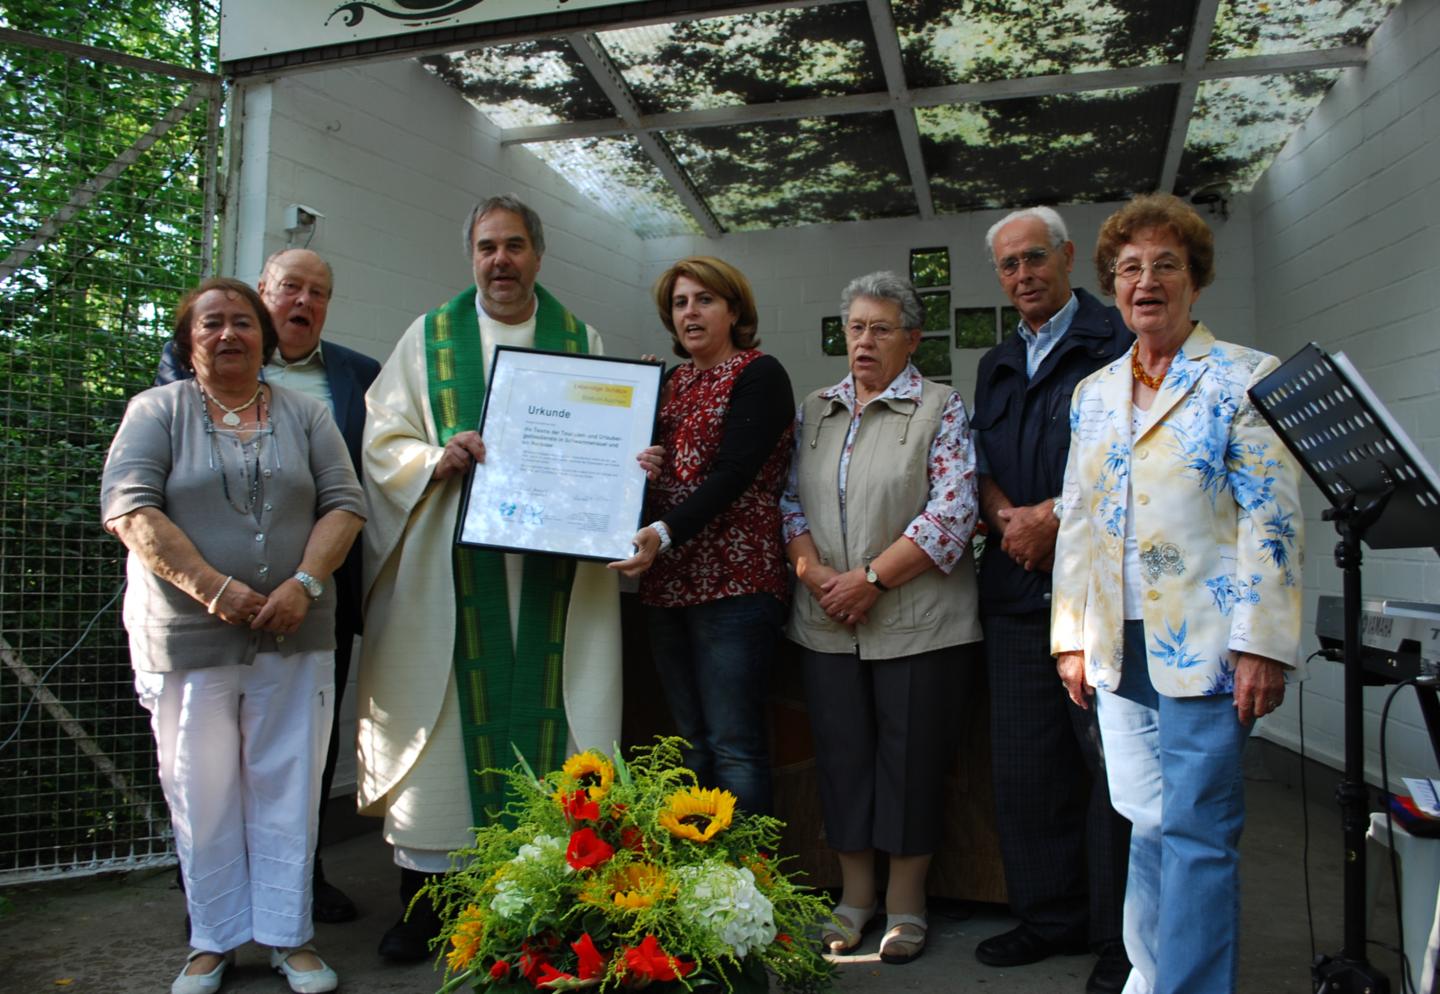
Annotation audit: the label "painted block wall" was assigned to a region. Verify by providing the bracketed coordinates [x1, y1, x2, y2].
[1249, 0, 1440, 783]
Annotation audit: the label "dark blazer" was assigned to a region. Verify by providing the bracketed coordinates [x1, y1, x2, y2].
[971, 287, 1132, 615]
[155, 338, 381, 632]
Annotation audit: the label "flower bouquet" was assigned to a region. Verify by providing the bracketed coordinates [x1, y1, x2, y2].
[425, 737, 833, 993]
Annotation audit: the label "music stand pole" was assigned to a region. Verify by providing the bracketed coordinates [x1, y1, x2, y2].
[1316, 486, 1392, 993]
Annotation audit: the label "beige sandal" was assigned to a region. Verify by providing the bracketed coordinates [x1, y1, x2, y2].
[879, 912, 928, 965]
[822, 902, 878, 955]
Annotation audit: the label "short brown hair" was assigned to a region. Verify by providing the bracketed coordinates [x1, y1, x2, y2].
[172, 277, 279, 372]
[652, 257, 759, 360]
[1094, 193, 1215, 295]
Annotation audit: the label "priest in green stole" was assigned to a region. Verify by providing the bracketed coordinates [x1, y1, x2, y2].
[358, 196, 623, 961]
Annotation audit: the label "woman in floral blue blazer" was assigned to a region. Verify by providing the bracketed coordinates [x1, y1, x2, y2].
[1051, 194, 1303, 994]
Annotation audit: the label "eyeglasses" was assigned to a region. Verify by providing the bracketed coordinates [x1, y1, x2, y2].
[845, 321, 900, 340]
[1112, 258, 1188, 283]
[996, 247, 1052, 277]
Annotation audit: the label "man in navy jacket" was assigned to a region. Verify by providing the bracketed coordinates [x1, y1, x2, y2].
[971, 208, 1134, 994]
[156, 248, 380, 923]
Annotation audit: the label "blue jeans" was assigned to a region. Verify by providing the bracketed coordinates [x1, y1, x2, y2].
[647, 594, 783, 816]
[1097, 621, 1251, 994]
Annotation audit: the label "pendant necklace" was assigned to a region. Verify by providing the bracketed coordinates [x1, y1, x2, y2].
[207, 383, 263, 426]
[199, 383, 267, 516]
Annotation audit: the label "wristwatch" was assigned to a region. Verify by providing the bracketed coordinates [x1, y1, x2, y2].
[293, 570, 324, 600]
[865, 564, 889, 592]
[1052, 497, 1064, 522]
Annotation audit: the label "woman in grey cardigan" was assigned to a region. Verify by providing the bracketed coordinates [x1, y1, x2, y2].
[101, 277, 364, 994]
[780, 271, 981, 967]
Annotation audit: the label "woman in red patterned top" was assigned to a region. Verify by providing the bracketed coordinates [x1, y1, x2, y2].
[609, 257, 794, 816]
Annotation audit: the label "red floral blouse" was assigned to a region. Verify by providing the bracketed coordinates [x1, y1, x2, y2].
[640, 349, 794, 609]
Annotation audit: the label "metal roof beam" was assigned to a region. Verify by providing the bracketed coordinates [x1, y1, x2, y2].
[1159, 0, 1222, 192]
[865, 0, 933, 220]
[565, 31, 723, 239]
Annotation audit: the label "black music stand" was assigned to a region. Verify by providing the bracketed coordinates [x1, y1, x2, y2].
[1250, 343, 1440, 994]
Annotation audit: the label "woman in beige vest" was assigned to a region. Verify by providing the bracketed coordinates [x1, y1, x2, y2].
[779, 271, 982, 966]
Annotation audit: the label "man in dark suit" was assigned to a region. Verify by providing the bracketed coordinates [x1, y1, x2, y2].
[970, 208, 1134, 994]
[156, 248, 380, 923]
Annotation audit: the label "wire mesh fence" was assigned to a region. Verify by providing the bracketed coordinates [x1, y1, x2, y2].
[0, 29, 220, 882]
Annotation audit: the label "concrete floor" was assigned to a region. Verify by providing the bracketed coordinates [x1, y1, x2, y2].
[0, 748, 1414, 994]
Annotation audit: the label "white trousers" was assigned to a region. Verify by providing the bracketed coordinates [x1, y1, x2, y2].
[135, 651, 333, 952]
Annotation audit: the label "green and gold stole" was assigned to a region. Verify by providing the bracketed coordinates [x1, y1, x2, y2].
[423, 284, 589, 826]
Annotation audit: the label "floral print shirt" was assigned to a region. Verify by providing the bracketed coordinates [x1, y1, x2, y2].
[779, 364, 976, 573]
[1050, 324, 1304, 697]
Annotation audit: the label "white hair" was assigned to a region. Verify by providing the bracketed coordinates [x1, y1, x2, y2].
[840, 271, 924, 330]
[984, 206, 1069, 260]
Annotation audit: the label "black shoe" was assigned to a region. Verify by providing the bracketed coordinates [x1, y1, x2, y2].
[1086, 940, 1131, 994]
[975, 924, 1089, 967]
[313, 872, 358, 924]
[377, 869, 442, 963]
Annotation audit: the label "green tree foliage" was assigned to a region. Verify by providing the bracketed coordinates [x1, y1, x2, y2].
[0, 0, 218, 873]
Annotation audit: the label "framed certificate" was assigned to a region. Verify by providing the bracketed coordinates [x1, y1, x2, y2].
[456, 346, 664, 561]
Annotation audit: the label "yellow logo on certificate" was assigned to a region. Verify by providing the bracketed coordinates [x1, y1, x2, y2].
[567, 381, 634, 408]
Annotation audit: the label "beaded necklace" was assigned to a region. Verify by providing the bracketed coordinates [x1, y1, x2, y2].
[1130, 344, 1167, 390]
[199, 382, 268, 515]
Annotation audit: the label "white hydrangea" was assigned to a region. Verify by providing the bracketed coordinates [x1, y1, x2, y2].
[674, 862, 776, 959]
[489, 833, 570, 920]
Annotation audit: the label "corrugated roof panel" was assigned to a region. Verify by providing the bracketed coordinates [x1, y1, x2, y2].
[668, 113, 914, 231]
[599, 2, 883, 114]
[894, 0, 1192, 88]
[919, 86, 1176, 212]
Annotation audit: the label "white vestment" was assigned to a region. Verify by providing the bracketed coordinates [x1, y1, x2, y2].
[357, 293, 622, 854]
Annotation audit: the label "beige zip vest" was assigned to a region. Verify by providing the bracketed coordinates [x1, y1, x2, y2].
[787, 378, 982, 659]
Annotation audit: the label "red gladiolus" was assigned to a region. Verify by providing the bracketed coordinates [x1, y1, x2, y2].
[535, 963, 575, 988]
[489, 960, 512, 980]
[619, 825, 646, 853]
[571, 933, 606, 981]
[623, 935, 695, 982]
[518, 944, 549, 984]
[563, 789, 600, 823]
[566, 827, 615, 870]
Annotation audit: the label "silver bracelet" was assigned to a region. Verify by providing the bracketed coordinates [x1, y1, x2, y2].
[649, 520, 672, 552]
[207, 575, 233, 615]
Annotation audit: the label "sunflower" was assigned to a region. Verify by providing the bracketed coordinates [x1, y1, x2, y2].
[610, 862, 670, 910]
[557, 750, 615, 803]
[658, 786, 736, 842]
[578, 861, 669, 910]
[446, 903, 486, 971]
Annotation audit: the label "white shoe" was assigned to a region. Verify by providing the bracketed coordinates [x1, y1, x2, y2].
[269, 944, 338, 994]
[171, 949, 233, 994]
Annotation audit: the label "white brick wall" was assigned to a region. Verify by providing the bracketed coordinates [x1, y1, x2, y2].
[1250, 0, 1440, 782]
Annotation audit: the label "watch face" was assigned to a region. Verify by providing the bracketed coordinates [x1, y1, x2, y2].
[866, 567, 878, 584]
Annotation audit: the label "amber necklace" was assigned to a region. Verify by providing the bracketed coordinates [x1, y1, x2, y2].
[1130, 344, 1167, 390]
